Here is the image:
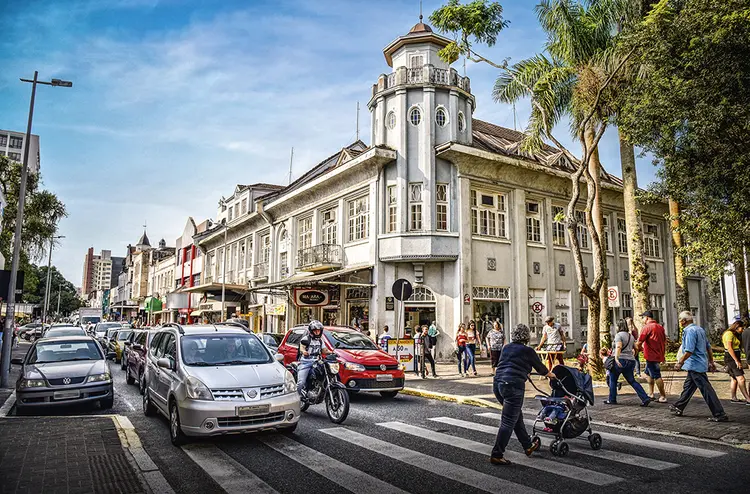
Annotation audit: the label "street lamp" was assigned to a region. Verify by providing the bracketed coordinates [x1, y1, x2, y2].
[42, 235, 65, 324]
[1, 71, 72, 387]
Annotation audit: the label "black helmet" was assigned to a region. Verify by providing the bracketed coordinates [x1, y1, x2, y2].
[309, 320, 324, 338]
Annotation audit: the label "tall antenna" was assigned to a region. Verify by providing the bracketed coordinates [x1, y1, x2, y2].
[355, 101, 360, 141]
[288, 147, 294, 185]
[419, 0, 423, 22]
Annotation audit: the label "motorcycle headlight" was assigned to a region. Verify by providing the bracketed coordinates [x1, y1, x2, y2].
[87, 373, 111, 383]
[20, 379, 46, 388]
[185, 376, 213, 400]
[343, 362, 366, 372]
[328, 362, 340, 374]
[284, 371, 296, 394]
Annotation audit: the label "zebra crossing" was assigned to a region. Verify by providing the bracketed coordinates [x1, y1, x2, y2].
[180, 412, 729, 494]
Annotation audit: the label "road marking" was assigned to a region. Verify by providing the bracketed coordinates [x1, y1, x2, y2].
[430, 416, 679, 471]
[321, 427, 546, 494]
[111, 415, 174, 494]
[378, 421, 621, 486]
[0, 391, 16, 417]
[477, 413, 726, 458]
[182, 444, 278, 494]
[259, 434, 407, 494]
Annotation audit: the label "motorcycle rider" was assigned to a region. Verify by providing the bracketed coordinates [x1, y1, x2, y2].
[297, 320, 329, 400]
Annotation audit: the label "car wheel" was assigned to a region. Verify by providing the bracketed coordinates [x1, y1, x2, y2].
[139, 370, 146, 395]
[120, 356, 127, 370]
[169, 402, 188, 446]
[125, 364, 135, 385]
[143, 388, 157, 417]
[380, 390, 399, 399]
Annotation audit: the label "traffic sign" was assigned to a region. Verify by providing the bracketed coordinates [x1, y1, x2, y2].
[607, 286, 620, 308]
[392, 279, 413, 301]
[532, 301, 544, 313]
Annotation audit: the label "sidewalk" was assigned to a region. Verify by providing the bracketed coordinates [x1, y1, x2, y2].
[404, 359, 750, 447]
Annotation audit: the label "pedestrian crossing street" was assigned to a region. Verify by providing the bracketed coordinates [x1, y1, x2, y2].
[180, 412, 729, 494]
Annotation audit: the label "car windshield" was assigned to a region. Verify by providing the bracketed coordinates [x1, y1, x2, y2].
[96, 323, 121, 332]
[45, 328, 86, 338]
[81, 317, 101, 324]
[28, 340, 102, 363]
[181, 334, 272, 366]
[325, 330, 378, 350]
[117, 330, 133, 341]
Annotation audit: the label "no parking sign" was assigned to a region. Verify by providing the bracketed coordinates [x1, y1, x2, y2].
[607, 286, 620, 308]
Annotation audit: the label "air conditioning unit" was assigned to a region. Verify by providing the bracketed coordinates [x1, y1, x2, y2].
[527, 202, 540, 214]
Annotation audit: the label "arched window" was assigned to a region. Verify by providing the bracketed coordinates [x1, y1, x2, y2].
[409, 107, 422, 126]
[458, 111, 466, 132]
[435, 107, 448, 127]
[411, 286, 436, 302]
[387, 111, 397, 130]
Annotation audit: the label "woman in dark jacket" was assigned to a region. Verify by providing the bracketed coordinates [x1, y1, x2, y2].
[491, 324, 556, 465]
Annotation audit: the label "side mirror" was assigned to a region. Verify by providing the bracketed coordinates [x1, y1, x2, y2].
[157, 357, 174, 370]
[274, 353, 285, 363]
[106, 352, 116, 359]
[124, 341, 131, 347]
[11, 358, 23, 365]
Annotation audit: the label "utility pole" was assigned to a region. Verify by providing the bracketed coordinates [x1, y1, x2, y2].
[2, 72, 71, 387]
[42, 235, 64, 325]
[56, 281, 62, 318]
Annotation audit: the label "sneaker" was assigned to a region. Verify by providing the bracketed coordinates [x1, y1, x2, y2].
[490, 456, 512, 465]
[657, 397, 668, 403]
[640, 399, 652, 407]
[525, 441, 541, 457]
[669, 405, 683, 416]
[708, 415, 729, 422]
[602, 400, 617, 405]
[729, 399, 746, 404]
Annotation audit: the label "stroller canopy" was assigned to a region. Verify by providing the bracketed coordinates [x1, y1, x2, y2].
[551, 365, 595, 405]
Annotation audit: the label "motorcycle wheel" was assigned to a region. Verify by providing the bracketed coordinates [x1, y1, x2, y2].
[300, 399, 310, 413]
[325, 387, 350, 424]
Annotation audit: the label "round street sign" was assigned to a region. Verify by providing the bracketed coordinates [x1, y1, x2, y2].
[608, 287, 619, 301]
[532, 302, 544, 313]
[392, 279, 413, 301]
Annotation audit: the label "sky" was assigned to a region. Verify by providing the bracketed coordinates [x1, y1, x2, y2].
[0, 0, 658, 285]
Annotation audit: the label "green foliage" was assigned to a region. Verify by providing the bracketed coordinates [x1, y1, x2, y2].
[430, 0, 509, 63]
[22, 263, 82, 315]
[618, 0, 750, 279]
[0, 155, 67, 265]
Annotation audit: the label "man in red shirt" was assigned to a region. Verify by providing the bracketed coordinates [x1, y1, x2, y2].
[636, 310, 668, 403]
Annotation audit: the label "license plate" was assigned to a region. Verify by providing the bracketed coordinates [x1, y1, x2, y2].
[236, 404, 270, 417]
[376, 374, 393, 382]
[53, 390, 80, 400]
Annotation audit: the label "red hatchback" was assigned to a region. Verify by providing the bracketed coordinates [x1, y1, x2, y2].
[124, 329, 158, 394]
[278, 325, 405, 397]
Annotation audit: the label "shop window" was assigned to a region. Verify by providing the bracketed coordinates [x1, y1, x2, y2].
[472, 286, 510, 300]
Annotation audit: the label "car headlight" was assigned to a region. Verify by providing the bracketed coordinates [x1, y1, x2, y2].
[185, 376, 213, 400]
[284, 371, 296, 394]
[19, 379, 46, 388]
[328, 362, 340, 374]
[343, 362, 366, 372]
[87, 372, 111, 383]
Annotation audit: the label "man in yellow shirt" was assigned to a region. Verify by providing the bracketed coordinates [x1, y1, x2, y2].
[722, 320, 750, 404]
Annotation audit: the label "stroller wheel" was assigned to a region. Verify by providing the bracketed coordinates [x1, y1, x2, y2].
[558, 441, 569, 456]
[588, 433, 602, 450]
[550, 440, 559, 455]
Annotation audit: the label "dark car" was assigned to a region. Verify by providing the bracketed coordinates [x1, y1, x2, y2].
[12, 336, 115, 414]
[125, 330, 158, 393]
[43, 326, 87, 338]
[19, 323, 48, 342]
[278, 325, 405, 397]
[261, 333, 286, 352]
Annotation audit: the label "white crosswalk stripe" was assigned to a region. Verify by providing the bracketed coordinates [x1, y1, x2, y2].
[429, 416, 679, 471]
[476, 413, 726, 459]
[181, 444, 279, 494]
[258, 434, 408, 494]
[321, 427, 546, 494]
[378, 421, 622, 485]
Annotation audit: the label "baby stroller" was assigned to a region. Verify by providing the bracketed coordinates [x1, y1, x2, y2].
[530, 365, 602, 457]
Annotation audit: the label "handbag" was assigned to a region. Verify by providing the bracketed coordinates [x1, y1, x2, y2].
[604, 355, 616, 371]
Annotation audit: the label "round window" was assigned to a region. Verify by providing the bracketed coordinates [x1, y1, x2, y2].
[409, 107, 422, 126]
[435, 107, 447, 127]
[458, 112, 466, 132]
[386, 111, 396, 130]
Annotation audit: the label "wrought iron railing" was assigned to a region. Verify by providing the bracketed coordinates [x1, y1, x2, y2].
[296, 244, 342, 270]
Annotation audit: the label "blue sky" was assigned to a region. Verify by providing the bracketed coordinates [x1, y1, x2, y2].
[0, 0, 657, 284]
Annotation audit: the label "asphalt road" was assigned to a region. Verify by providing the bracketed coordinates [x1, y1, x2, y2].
[7, 349, 750, 494]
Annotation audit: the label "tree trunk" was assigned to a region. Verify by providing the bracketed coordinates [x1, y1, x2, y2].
[669, 198, 689, 314]
[706, 277, 726, 344]
[619, 136, 650, 328]
[587, 292, 604, 377]
[585, 127, 611, 348]
[735, 254, 749, 318]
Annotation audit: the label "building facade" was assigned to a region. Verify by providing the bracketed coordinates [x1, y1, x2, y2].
[0, 129, 40, 174]
[187, 21, 712, 358]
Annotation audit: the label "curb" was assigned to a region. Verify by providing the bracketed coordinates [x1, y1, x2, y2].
[402, 387, 501, 410]
[112, 415, 175, 494]
[403, 387, 750, 451]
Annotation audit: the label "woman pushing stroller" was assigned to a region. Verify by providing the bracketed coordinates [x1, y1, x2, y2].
[490, 324, 557, 465]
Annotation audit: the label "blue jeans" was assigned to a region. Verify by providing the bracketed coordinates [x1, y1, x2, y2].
[296, 359, 315, 394]
[608, 359, 650, 403]
[466, 343, 477, 373]
[491, 382, 531, 457]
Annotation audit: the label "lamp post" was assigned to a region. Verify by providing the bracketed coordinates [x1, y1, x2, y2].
[221, 223, 228, 321]
[42, 235, 65, 325]
[1, 72, 72, 387]
[56, 281, 62, 319]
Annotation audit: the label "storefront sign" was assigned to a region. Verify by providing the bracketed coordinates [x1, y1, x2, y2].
[387, 339, 416, 372]
[293, 288, 329, 307]
[199, 303, 213, 311]
[385, 297, 395, 311]
[267, 304, 286, 316]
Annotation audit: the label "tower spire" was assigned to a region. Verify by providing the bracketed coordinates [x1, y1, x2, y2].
[419, 0, 423, 22]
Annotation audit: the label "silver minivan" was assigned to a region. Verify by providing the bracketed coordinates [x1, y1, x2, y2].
[142, 323, 300, 445]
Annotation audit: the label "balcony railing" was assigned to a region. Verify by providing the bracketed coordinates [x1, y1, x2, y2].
[373, 64, 472, 96]
[253, 262, 269, 279]
[297, 244, 342, 271]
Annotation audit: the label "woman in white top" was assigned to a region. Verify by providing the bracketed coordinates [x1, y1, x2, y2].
[536, 316, 566, 369]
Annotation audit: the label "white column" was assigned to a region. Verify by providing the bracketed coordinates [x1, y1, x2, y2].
[511, 188, 529, 326]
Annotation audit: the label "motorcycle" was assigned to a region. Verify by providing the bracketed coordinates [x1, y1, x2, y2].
[287, 353, 350, 424]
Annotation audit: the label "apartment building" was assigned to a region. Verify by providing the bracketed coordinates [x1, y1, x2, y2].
[0, 129, 40, 174]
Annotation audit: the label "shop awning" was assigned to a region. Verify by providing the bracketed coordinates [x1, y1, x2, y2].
[181, 282, 248, 296]
[247, 266, 374, 292]
[189, 309, 203, 317]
